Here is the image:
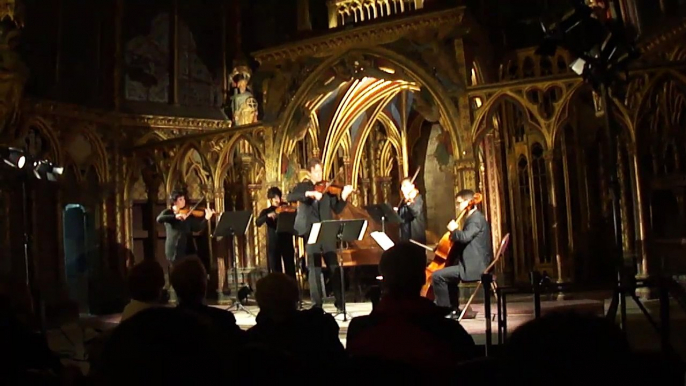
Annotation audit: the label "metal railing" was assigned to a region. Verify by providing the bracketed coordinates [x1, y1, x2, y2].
[479, 273, 685, 356]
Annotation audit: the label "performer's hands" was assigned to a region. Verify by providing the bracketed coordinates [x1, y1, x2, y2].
[268, 212, 277, 219]
[204, 207, 215, 220]
[447, 219, 458, 232]
[341, 185, 354, 201]
[306, 190, 323, 201]
[175, 213, 188, 221]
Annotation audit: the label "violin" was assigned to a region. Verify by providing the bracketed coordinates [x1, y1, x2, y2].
[172, 196, 215, 218]
[275, 204, 297, 214]
[419, 192, 483, 300]
[313, 180, 357, 198]
[173, 206, 209, 218]
[402, 188, 419, 204]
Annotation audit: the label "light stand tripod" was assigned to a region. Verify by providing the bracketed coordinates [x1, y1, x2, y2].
[307, 219, 368, 322]
[21, 177, 46, 335]
[214, 210, 254, 316]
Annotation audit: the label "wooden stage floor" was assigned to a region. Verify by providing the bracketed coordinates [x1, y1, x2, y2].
[79, 297, 606, 347]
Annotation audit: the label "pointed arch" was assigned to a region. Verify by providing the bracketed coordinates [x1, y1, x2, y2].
[167, 142, 215, 194]
[18, 117, 63, 165]
[473, 93, 546, 146]
[276, 46, 465, 175]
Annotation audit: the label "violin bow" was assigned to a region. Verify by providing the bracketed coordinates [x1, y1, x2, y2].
[398, 166, 422, 206]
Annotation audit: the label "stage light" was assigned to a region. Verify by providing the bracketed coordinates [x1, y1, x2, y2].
[1, 146, 26, 168]
[33, 160, 64, 182]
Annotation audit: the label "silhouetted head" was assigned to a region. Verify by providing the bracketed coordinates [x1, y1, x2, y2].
[127, 260, 164, 302]
[255, 273, 299, 319]
[170, 256, 207, 305]
[379, 242, 426, 297]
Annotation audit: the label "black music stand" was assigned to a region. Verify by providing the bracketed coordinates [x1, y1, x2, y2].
[364, 203, 402, 233]
[214, 210, 254, 316]
[276, 211, 310, 308]
[308, 219, 368, 321]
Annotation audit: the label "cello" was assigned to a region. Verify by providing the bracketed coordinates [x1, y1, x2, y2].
[415, 192, 483, 299]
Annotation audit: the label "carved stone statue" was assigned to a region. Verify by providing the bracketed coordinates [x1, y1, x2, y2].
[230, 68, 258, 126]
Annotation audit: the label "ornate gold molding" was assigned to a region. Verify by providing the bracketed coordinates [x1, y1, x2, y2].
[253, 7, 465, 64]
[639, 18, 686, 55]
[22, 99, 233, 131]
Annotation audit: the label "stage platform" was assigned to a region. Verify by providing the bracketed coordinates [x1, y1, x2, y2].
[74, 297, 606, 347]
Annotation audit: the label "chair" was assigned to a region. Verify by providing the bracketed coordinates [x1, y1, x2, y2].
[458, 233, 510, 321]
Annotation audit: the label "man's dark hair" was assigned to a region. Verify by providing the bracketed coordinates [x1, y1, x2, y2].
[307, 158, 322, 170]
[456, 189, 475, 201]
[127, 260, 165, 302]
[267, 187, 282, 199]
[171, 256, 207, 304]
[170, 190, 185, 203]
[379, 241, 426, 296]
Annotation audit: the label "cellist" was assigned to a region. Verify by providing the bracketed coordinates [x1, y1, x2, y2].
[431, 189, 493, 318]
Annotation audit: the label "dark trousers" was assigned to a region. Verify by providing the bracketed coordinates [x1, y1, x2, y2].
[267, 246, 296, 279]
[307, 251, 342, 308]
[431, 265, 464, 308]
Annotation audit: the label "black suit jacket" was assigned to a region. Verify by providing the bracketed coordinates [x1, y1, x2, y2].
[397, 194, 426, 244]
[449, 210, 493, 281]
[156, 209, 207, 261]
[287, 180, 347, 253]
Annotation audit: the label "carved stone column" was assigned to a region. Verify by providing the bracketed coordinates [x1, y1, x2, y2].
[343, 155, 351, 184]
[248, 183, 264, 268]
[369, 132, 379, 203]
[147, 183, 159, 263]
[454, 158, 476, 211]
[628, 148, 648, 279]
[377, 176, 392, 204]
[239, 155, 253, 269]
[360, 178, 370, 207]
[544, 151, 565, 287]
[617, 144, 635, 263]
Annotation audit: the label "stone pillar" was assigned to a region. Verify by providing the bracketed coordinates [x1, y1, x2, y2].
[628, 148, 648, 279]
[297, 0, 312, 31]
[544, 151, 565, 288]
[248, 183, 264, 268]
[239, 155, 253, 269]
[327, 0, 339, 28]
[377, 176, 392, 204]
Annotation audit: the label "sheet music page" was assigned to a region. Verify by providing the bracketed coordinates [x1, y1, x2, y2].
[307, 223, 322, 244]
[358, 220, 368, 240]
[370, 231, 394, 251]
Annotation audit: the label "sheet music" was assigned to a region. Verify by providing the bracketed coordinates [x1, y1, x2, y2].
[307, 223, 322, 245]
[358, 220, 368, 240]
[370, 231, 394, 251]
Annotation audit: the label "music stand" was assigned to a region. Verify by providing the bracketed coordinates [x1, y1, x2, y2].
[308, 219, 368, 321]
[214, 210, 254, 316]
[276, 211, 310, 308]
[364, 203, 402, 233]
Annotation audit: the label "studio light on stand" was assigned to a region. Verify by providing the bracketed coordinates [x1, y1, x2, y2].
[0, 146, 26, 169]
[1, 145, 64, 334]
[536, 0, 640, 330]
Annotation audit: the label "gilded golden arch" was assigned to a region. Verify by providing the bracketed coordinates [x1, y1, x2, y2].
[275, 46, 467, 176]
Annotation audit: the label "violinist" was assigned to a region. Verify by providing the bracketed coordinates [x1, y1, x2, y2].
[287, 158, 354, 311]
[256, 187, 296, 279]
[431, 189, 492, 318]
[156, 191, 214, 294]
[396, 177, 426, 245]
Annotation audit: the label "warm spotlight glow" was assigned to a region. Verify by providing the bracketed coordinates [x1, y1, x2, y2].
[379, 66, 395, 74]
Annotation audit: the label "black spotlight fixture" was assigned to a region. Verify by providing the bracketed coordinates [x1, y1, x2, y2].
[0, 145, 26, 169]
[32, 159, 64, 182]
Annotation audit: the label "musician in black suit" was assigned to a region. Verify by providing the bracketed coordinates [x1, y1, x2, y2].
[431, 189, 493, 315]
[156, 190, 214, 298]
[256, 187, 296, 279]
[287, 158, 354, 310]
